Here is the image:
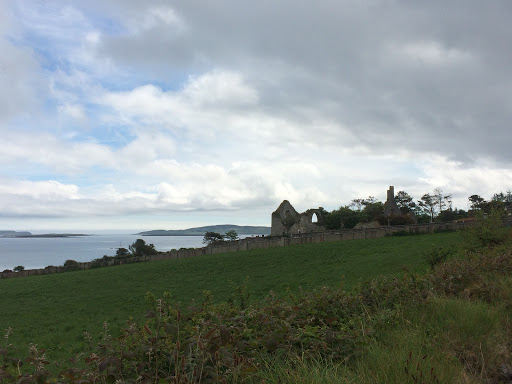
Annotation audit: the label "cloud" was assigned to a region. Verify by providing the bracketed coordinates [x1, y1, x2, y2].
[1, 0, 512, 230]
[0, 180, 80, 200]
[417, 155, 512, 206]
[93, 1, 512, 164]
[0, 131, 116, 174]
[0, 7, 45, 126]
[57, 104, 87, 121]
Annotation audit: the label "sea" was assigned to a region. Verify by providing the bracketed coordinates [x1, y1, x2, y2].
[0, 234, 207, 272]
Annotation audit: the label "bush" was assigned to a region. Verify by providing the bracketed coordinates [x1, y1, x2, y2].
[462, 209, 507, 249]
[203, 231, 224, 245]
[115, 247, 129, 258]
[64, 259, 81, 271]
[13, 265, 24, 272]
[129, 239, 158, 256]
[377, 214, 415, 226]
[423, 246, 455, 269]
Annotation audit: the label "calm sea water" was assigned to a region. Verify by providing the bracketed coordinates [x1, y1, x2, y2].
[0, 235, 206, 271]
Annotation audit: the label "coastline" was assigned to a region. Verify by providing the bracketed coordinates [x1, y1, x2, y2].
[2, 234, 90, 238]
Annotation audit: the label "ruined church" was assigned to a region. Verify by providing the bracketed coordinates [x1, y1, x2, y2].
[270, 186, 413, 236]
[270, 200, 326, 236]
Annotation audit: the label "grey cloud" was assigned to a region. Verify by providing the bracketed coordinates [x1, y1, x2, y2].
[86, 0, 512, 164]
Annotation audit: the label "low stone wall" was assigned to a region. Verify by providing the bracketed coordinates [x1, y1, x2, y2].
[0, 220, 477, 280]
[0, 247, 207, 279]
[204, 220, 472, 255]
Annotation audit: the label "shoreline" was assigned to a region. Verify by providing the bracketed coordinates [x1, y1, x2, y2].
[1, 234, 90, 238]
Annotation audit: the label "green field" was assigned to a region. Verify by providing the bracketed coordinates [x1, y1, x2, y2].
[0, 232, 461, 363]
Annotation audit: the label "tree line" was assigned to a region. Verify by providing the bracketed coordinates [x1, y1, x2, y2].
[320, 188, 512, 230]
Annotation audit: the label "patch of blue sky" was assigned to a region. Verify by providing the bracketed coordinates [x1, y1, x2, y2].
[55, 118, 135, 149]
[74, 5, 127, 36]
[1, 163, 57, 182]
[98, 66, 192, 93]
[74, 167, 122, 185]
[7, 30, 74, 76]
[147, 73, 193, 92]
[11, 165, 119, 190]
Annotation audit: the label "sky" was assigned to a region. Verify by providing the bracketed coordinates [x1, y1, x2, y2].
[1, 0, 511, 232]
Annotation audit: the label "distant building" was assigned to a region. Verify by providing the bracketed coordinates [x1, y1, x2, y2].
[271, 200, 325, 236]
[383, 186, 401, 217]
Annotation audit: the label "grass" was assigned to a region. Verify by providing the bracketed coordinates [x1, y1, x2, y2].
[248, 281, 512, 384]
[2, 225, 512, 383]
[0, 232, 461, 364]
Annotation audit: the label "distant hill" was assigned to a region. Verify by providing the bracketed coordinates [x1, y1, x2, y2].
[137, 225, 270, 236]
[0, 231, 32, 237]
[0, 231, 88, 238]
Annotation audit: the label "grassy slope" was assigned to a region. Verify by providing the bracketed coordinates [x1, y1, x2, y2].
[0, 232, 460, 361]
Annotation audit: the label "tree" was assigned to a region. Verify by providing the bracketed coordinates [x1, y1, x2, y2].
[351, 196, 377, 212]
[116, 247, 129, 257]
[64, 259, 80, 271]
[224, 230, 239, 241]
[129, 239, 158, 257]
[417, 193, 437, 223]
[492, 192, 506, 202]
[395, 191, 416, 214]
[13, 265, 25, 272]
[323, 206, 361, 230]
[433, 188, 452, 215]
[492, 190, 512, 204]
[338, 206, 362, 229]
[350, 199, 365, 211]
[468, 194, 486, 210]
[361, 201, 383, 222]
[363, 196, 378, 205]
[203, 231, 224, 245]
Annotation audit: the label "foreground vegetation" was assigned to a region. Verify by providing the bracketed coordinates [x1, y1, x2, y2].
[1, 217, 511, 382]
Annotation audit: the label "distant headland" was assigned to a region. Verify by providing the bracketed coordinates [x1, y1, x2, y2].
[0, 231, 89, 238]
[137, 224, 270, 236]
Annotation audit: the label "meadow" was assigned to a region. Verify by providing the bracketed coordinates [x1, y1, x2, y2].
[0, 232, 459, 362]
[2, 226, 511, 383]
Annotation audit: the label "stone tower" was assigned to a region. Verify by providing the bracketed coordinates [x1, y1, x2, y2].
[383, 186, 401, 217]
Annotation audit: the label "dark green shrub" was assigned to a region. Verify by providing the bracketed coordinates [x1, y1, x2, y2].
[389, 230, 412, 237]
[63, 259, 80, 271]
[423, 246, 455, 269]
[129, 239, 158, 256]
[115, 247, 129, 257]
[463, 209, 507, 249]
[377, 214, 415, 226]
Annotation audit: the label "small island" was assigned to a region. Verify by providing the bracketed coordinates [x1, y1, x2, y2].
[137, 224, 270, 236]
[0, 231, 90, 238]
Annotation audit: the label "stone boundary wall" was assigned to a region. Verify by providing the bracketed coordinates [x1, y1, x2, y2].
[0, 219, 500, 280]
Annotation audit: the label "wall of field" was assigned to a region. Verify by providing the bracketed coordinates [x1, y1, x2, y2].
[0, 221, 475, 280]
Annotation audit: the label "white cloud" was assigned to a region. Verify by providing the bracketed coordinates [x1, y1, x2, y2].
[182, 70, 258, 107]
[1, 0, 512, 230]
[0, 180, 80, 201]
[58, 104, 86, 120]
[142, 7, 185, 32]
[417, 155, 512, 208]
[0, 131, 116, 174]
[393, 40, 472, 66]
